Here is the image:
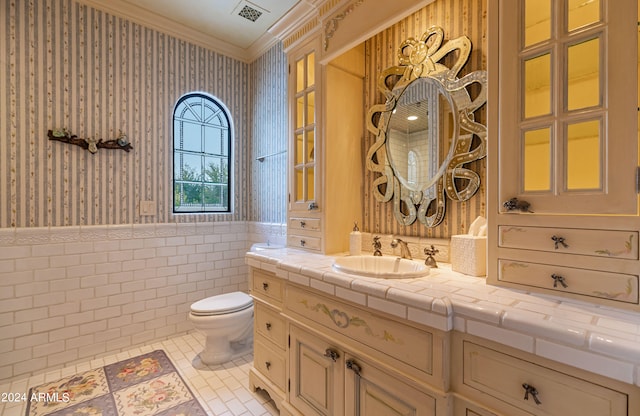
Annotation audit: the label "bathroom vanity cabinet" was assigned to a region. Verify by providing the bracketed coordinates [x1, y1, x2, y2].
[451, 332, 639, 416]
[249, 267, 450, 416]
[248, 263, 640, 416]
[486, 0, 640, 310]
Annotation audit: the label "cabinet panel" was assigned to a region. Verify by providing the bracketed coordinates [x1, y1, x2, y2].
[452, 396, 504, 416]
[344, 354, 436, 416]
[251, 269, 283, 304]
[286, 285, 433, 375]
[499, 226, 638, 259]
[287, 234, 322, 251]
[498, 259, 639, 304]
[462, 341, 628, 416]
[289, 217, 321, 232]
[255, 302, 286, 349]
[254, 337, 286, 391]
[289, 325, 344, 416]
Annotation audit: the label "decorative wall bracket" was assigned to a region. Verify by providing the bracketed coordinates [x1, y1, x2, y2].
[323, 0, 365, 51]
[48, 129, 133, 154]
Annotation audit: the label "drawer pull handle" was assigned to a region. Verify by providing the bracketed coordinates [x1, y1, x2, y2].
[503, 198, 533, 213]
[346, 359, 361, 376]
[522, 383, 542, 405]
[262, 282, 269, 291]
[300, 221, 306, 228]
[265, 361, 271, 370]
[308, 202, 318, 210]
[300, 239, 306, 247]
[551, 273, 568, 288]
[324, 348, 340, 362]
[265, 322, 272, 331]
[551, 235, 569, 249]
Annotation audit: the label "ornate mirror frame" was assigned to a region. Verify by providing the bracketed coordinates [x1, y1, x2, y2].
[366, 26, 487, 227]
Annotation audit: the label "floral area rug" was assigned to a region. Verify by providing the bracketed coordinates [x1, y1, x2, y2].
[25, 350, 208, 416]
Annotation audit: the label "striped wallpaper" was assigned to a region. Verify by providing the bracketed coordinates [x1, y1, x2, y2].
[363, 0, 487, 238]
[249, 42, 288, 224]
[2, 0, 485, 238]
[0, 0, 291, 228]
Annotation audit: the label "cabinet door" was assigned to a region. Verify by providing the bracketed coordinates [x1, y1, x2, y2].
[344, 354, 436, 416]
[496, 0, 637, 215]
[289, 325, 344, 416]
[289, 38, 320, 214]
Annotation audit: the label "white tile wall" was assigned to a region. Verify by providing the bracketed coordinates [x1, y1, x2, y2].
[0, 221, 285, 384]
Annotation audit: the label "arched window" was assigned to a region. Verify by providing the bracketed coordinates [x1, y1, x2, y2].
[173, 93, 232, 213]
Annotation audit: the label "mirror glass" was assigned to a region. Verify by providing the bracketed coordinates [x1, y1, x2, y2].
[386, 78, 455, 192]
[366, 27, 487, 227]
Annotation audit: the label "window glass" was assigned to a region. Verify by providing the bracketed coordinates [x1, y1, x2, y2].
[524, 0, 551, 46]
[523, 127, 551, 192]
[173, 93, 231, 213]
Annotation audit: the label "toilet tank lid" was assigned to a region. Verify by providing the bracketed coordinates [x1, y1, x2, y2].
[191, 292, 253, 315]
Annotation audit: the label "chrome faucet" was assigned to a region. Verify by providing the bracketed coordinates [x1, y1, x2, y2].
[391, 238, 412, 260]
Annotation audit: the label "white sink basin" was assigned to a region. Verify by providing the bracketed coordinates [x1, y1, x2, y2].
[250, 242, 284, 251]
[332, 255, 430, 279]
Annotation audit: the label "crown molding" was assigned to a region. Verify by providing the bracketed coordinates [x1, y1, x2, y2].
[74, 0, 332, 63]
[74, 0, 252, 62]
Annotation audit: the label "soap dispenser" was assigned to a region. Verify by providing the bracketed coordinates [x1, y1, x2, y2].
[349, 222, 362, 256]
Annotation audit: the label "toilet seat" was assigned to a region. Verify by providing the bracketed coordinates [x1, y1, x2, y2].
[190, 292, 253, 316]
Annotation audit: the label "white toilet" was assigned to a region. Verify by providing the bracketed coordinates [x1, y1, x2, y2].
[189, 291, 254, 365]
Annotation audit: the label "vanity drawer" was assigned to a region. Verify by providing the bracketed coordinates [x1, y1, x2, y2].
[251, 269, 283, 304]
[288, 217, 321, 231]
[462, 341, 628, 416]
[498, 259, 639, 304]
[255, 302, 286, 349]
[254, 338, 286, 390]
[285, 285, 433, 375]
[498, 226, 638, 259]
[287, 234, 321, 251]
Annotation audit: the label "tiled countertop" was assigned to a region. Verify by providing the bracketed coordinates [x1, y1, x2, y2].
[246, 248, 640, 387]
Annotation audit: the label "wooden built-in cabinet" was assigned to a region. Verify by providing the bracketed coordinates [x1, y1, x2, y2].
[487, 0, 640, 309]
[249, 267, 640, 416]
[286, 34, 364, 254]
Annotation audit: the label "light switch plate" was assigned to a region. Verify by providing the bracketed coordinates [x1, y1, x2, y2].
[139, 200, 156, 216]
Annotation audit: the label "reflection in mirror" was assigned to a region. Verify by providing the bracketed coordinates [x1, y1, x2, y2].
[386, 78, 455, 193]
[366, 26, 487, 227]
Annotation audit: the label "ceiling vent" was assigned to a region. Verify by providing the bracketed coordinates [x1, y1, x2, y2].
[238, 4, 263, 22]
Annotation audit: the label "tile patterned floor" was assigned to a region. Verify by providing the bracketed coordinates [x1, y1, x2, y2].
[0, 332, 279, 416]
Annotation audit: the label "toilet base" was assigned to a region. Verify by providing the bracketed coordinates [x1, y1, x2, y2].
[199, 334, 253, 366]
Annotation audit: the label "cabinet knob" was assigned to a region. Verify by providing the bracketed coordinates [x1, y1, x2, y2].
[300, 221, 306, 228]
[522, 383, 542, 405]
[551, 273, 568, 288]
[551, 235, 569, 249]
[308, 202, 318, 210]
[265, 361, 271, 370]
[346, 359, 361, 376]
[262, 282, 269, 291]
[265, 322, 272, 331]
[324, 348, 340, 362]
[300, 239, 306, 247]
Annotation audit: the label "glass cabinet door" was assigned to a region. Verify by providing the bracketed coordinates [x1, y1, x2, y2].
[498, 0, 637, 215]
[291, 50, 318, 212]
